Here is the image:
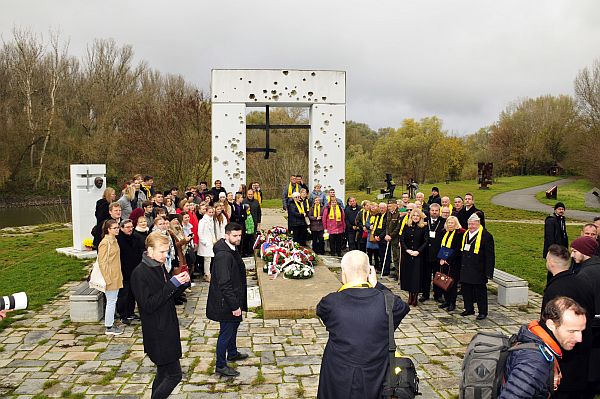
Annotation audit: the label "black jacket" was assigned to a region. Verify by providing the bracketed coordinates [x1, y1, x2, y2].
[288, 199, 309, 228]
[206, 239, 248, 322]
[576, 258, 600, 383]
[116, 232, 144, 280]
[242, 198, 261, 228]
[459, 228, 495, 284]
[210, 187, 227, 204]
[316, 283, 409, 399]
[130, 253, 187, 365]
[543, 214, 568, 258]
[344, 205, 362, 232]
[457, 205, 485, 229]
[425, 217, 446, 263]
[427, 194, 442, 205]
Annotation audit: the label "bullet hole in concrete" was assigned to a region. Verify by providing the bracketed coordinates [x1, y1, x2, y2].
[303, 96, 306, 99]
[271, 90, 277, 94]
[283, 70, 289, 75]
[273, 81, 278, 85]
[290, 90, 297, 96]
[342, 121, 345, 124]
[224, 145, 227, 149]
[324, 120, 330, 126]
[214, 95, 218, 98]
[248, 80, 252, 84]
[302, 78, 306, 82]
[308, 91, 314, 97]
[330, 114, 333, 117]
[239, 77, 243, 80]
[238, 115, 243, 120]
[285, 87, 288, 90]
[311, 72, 316, 76]
[213, 156, 219, 162]
[225, 113, 228, 117]
[296, 98, 300, 101]
[231, 144, 238, 151]
[240, 121, 244, 124]
[249, 94, 255, 100]
[324, 153, 328, 157]
[263, 89, 268, 93]
[273, 95, 279, 101]
[339, 179, 345, 185]
[322, 97, 327, 101]
[234, 87, 237, 90]
[329, 165, 333, 168]
[215, 135, 219, 139]
[268, 97, 272, 100]
[335, 81, 338, 85]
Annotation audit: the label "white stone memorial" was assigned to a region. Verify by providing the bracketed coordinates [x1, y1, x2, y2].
[211, 69, 346, 199]
[56, 164, 106, 259]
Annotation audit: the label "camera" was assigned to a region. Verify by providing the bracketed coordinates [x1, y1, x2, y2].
[1, 292, 28, 311]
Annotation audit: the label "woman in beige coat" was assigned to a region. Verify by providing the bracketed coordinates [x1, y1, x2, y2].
[98, 219, 124, 335]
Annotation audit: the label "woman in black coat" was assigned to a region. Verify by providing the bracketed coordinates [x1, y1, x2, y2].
[288, 192, 309, 246]
[400, 209, 429, 306]
[131, 232, 190, 399]
[92, 187, 116, 249]
[437, 216, 464, 312]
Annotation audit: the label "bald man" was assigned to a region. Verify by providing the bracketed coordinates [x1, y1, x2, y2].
[317, 251, 409, 399]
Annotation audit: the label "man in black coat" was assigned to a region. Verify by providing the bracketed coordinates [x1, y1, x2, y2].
[421, 203, 446, 303]
[457, 192, 485, 228]
[344, 197, 362, 251]
[543, 202, 568, 259]
[116, 219, 144, 324]
[459, 213, 494, 320]
[427, 186, 442, 206]
[206, 223, 248, 377]
[242, 189, 262, 256]
[542, 244, 595, 397]
[131, 232, 190, 399]
[317, 250, 409, 399]
[209, 179, 227, 205]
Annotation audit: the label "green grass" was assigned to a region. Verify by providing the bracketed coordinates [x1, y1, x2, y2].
[488, 221, 582, 294]
[535, 178, 599, 211]
[0, 228, 89, 331]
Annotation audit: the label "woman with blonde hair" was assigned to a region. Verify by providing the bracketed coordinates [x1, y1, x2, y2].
[400, 209, 429, 306]
[98, 219, 124, 335]
[117, 184, 136, 220]
[214, 204, 227, 240]
[437, 216, 464, 312]
[197, 206, 217, 282]
[93, 187, 116, 249]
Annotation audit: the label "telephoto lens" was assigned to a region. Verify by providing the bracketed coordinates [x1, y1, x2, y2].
[0, 292, 28, 311]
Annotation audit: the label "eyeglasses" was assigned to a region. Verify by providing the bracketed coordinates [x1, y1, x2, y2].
[109, 227, 120, 230]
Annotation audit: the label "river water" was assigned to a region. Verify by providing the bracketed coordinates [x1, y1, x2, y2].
[0, 204, 71, 228]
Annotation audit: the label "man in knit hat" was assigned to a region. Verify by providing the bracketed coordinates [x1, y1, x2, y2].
[570, 236, 600, 274]
[427, 187, 442, 206]
[544, 202, 569, 284]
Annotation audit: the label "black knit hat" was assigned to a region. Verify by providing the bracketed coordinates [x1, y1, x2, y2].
[554, 202, 566, 210]
[432, 187, 439, 193]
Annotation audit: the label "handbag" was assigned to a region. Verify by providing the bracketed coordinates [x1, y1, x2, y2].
[433, 268, 454, 292]
[88, 260, 106, 292]
[437, 247, 454, 260]
[382, 291, 420, 398]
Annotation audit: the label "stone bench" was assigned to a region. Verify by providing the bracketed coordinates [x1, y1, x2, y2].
[492, 269, 528, 306]
[69, 282, 105, 322]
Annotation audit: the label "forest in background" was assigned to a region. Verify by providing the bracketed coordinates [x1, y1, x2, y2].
[1, 29, 599, 200]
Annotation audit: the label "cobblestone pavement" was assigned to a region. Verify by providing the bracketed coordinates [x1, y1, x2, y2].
[0, 268, 543, 399]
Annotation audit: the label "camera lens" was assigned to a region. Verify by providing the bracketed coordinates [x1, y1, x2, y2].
[1, 292, 28, 311]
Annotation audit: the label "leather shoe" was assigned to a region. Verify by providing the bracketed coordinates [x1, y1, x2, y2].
[434, 296, 444, 303]
[227, 352, 249, 362]
[418, 295, 429, 303]
[460, 310, 475, 317]
[439, 302, 450, 309]
[476, 314, 487, 320]
[447, 304, 456, 312]
[216, 366, 240, 377]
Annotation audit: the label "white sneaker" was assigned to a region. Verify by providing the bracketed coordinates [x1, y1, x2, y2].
[105, 325, 124, 336]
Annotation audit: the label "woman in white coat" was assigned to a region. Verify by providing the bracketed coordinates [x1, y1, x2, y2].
[197, 206, 217, 282]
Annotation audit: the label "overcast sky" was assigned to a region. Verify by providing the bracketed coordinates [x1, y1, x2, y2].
[2, 0, 599, 135]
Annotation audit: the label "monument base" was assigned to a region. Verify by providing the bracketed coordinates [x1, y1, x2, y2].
[56, 247, 97, 260]
[256, 257, 341, 319]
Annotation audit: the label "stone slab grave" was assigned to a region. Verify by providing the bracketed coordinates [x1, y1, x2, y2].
[256, 257, 341, 319]
[56, 164, 106, 259]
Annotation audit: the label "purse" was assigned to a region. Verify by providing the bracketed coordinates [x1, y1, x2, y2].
[88, 260, 107, 292]
[382, 292, 420, 398]
[433, 268, 454, 292]
[437, 247, 454, 260]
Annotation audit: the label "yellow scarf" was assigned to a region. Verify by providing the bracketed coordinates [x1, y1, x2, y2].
[255, 190, 262, 204]
[294, 200, 305, 215]
[362, 210, 370, 225]
[448, 204, 453, 214]
[313, 203, 321, 218]
[287, 182, 299, 198]
[338, 281, 372, 292]
[399, 215, 408, 235]
[329, 202, 342, 222]
[369, 214, 385, 229]
[461, 225, 483, 254]
[441, 230, 456, 248]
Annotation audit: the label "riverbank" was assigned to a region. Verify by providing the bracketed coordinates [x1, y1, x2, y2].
[0, 195, 70, 208]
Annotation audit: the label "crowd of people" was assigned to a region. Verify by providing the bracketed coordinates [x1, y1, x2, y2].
[86, 172, 600, 398]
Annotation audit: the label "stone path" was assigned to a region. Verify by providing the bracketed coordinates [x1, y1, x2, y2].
[491, 177, 598, 221]
[0, 210, 545, 398]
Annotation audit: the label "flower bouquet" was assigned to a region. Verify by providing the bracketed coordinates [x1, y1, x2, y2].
[83, 238, 94, 250]
[282, 260, 314, 279]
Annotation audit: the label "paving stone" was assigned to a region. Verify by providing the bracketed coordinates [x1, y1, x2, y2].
[12, 378, 46, 394]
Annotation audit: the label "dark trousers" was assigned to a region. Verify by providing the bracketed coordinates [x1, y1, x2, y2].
[243, 232, 255, 256]
[216, 321, 241, 368]
[422, 260, 443, 299]
[311, 230, 325, 254]
[117, 279, 135, 319]
[390, 239, 400, 271]
[378, 241, 392, 275]
[462, 282, 488, 315]
[152, 360, 182, 399]
[367, 247, 380, 269]
[347, 228, 359, 251]
[358, 238, 367, 253]
[292, 226, 308, 246]
[329, 233, 343, 256]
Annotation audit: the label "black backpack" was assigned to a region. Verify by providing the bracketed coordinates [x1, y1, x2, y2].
[382, 291, 420, 399]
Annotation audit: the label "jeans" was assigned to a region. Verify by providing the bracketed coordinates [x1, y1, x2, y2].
[151, 360, 182, 399]
[104, 290, 119, 328]
[216, 321, 241, 368]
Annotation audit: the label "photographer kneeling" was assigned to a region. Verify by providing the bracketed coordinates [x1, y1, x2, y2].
[316, 250, 410, 399]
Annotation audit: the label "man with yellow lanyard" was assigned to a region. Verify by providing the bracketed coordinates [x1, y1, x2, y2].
[459, 212, 495, 320]
[323, 190, 346, 257]
[288, 191, 309, 246]
[316, 251, 409, 399]
[281, 175, 300, 211]
[355, 200, 371, 253]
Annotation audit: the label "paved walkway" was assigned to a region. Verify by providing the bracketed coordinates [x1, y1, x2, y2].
[0, 210, 545, 398]
[491, 177, 598, 221]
